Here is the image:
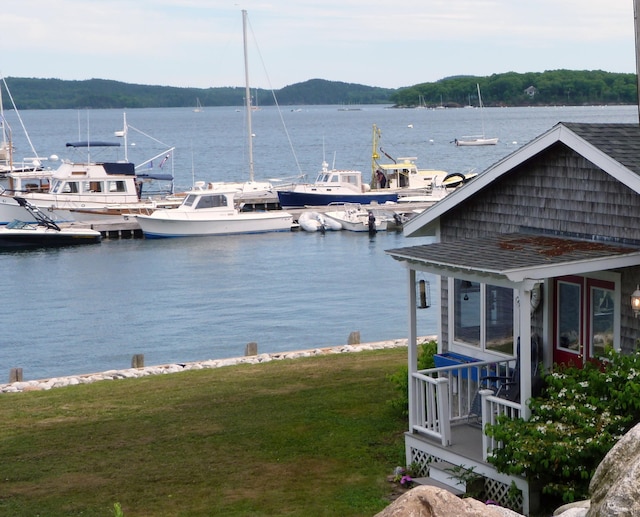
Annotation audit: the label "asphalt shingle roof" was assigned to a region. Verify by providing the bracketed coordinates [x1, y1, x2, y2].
[562, 123, 640, 176]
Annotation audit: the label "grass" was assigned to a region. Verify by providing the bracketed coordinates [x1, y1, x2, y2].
[0, 347, 408, 516]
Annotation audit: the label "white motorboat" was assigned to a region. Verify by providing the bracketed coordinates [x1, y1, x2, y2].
[298, 211, 341, 232]
[0, 113, 178, 224]
[324, 204, 391, 233]
[0, 197, 101, 249]
[135, 184, 293, 238]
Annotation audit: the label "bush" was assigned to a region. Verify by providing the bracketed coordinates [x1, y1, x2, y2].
[485, 349, 640, 503]
[387, 340, 437, 417]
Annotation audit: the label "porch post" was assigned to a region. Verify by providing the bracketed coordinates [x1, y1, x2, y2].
[407, 267, 418, 431]
[519, 283, 533, 420]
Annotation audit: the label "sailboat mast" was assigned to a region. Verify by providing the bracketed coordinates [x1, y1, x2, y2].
[242, 9, 254, 182]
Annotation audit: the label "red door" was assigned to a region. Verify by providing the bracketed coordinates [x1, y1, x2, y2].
[553, 276, 615, 367]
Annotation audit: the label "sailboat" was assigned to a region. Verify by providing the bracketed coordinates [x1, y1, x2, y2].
[0, 77, 46, 175]
[454, 84, 498, 146]
[135, 10, 293, 238]
[193, 98, 203, 113]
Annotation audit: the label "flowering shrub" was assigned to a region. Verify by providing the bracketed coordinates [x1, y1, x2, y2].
[485, 349, 640, 503]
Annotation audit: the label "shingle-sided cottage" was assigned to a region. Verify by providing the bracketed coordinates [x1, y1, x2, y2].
[386, 122, 640, 514]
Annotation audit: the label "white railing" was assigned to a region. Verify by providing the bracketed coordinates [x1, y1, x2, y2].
[482, 391, 522, 460]
[410, 357, 518, 448]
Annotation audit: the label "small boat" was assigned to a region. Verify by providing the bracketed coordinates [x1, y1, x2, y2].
[193, 98, 203, 113]
[135, 184, 293, 238]
[454, 84, 498, 146]
[324, 204, 390, 233]
[298, 211, 341, 232]
[0, 197, 101, 249]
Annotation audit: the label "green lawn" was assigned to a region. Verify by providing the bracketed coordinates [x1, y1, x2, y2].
[0, 348, 408, 516]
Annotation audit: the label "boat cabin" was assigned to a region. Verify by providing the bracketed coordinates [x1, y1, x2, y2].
[386, 122, 640, 514]
[375, 158, 448, 191]
[311, 165, 369, 194]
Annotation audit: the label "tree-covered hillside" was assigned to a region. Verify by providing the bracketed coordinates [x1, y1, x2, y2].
[391, 70, 638, 108]
[3, 70, 638, 110]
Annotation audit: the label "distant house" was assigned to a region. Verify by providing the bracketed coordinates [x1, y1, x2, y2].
[524, 85, 537, 97]
[386, 123, 640, 514]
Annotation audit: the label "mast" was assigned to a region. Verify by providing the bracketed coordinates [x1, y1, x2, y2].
[635, 0, 640, 122]
[242, 9, 254, 182]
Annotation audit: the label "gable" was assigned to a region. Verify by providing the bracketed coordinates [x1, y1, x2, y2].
[441, 143, 640, 244]
[404, 123, 640, 238]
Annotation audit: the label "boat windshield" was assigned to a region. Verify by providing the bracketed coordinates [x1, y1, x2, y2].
[196, 194, 226, 209]
[315, 173, 330, 183]
[6, 220, 37, 230]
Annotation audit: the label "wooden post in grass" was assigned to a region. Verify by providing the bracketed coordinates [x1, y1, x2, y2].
[245, 342, 258, 356]
[9, 368, 23, 383]
[348, 331, 361, 345]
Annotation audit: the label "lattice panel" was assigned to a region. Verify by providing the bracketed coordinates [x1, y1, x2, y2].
[408, 447, 434, 477]
[484, 477, 524, 513]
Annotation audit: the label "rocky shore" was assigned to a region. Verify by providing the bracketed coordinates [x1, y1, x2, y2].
[0, 336, 428, 394]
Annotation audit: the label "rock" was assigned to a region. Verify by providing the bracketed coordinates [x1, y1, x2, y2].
[554, 500, 590, 516]
[373, 485, 521, 517]
[587, 422, 640, 516]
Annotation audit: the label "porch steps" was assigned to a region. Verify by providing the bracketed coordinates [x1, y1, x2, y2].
[414, 461, 466, 496]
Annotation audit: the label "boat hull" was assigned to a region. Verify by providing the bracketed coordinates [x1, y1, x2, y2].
[277, 190, 398, 208]
[136, 211, 293, 238]
[0, 229, 102, 248]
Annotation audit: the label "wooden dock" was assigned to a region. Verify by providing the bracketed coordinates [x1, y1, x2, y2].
[71, 200, 437, 240]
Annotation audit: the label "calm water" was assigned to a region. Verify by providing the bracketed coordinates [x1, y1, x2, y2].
[1, 104, 637, 380]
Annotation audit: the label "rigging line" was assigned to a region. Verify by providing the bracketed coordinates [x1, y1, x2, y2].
[1, 76, 40, 159]
[245, 15, 305, 178]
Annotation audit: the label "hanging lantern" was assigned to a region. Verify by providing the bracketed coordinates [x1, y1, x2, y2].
[417, 278, 431, 309]
[631, 285, 640, 318]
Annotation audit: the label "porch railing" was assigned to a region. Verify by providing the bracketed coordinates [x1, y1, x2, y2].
[410, 357, 520, 452]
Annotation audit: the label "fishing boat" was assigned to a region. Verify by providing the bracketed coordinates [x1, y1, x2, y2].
[0, 197, 101, 249]
[135, 11, 293, 238]
[0, 113, 178, 224]
[135, 182, 292, 238]
[454, 84, 498, 146]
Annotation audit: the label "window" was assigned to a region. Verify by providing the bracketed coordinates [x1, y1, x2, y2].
[108, 181, 127, 193]
[195, 195, 225, 209]
[452, 279, 514, 354]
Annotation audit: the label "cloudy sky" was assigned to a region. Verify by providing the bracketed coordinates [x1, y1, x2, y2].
[2, 1, 636, 90]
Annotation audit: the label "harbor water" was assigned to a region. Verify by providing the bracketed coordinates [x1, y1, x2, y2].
[1, 103, 637, 380]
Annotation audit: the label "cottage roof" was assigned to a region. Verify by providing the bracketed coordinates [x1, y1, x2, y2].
[404, 123, 640, 238]
[387, 233, 640, 283]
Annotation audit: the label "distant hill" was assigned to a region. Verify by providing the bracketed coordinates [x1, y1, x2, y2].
[3, 77, 395, 110]
[3, 70, 637, 109]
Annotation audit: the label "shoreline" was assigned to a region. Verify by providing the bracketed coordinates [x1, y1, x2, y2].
[0, 336, 434, 393]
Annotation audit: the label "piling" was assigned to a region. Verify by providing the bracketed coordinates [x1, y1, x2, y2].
[348, 331, 361, 345]
[9, 368, 23, 383]
[245, 342, 258, 356]
[131, 354, 145, 368]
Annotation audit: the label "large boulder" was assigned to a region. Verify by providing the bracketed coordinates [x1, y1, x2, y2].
[374, 485, 522, 517]
[587, 422, 640, 516]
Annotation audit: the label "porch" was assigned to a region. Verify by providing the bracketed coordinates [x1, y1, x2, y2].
[406, 358, 531, 513]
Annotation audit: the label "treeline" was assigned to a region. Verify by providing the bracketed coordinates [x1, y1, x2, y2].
[3, 70, 638, 110]
[391, 70, 638, 108]
[3, 77, 395, 110]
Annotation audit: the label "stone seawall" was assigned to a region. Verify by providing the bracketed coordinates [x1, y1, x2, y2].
[0, 336, 434, 394]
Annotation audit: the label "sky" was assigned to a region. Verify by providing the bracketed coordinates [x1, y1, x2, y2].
[2, 1, 637, 90]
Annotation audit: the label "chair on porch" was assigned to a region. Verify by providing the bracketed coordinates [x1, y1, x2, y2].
[468, 339, 521, 425]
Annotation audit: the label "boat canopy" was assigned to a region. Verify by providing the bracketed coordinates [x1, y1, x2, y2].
[102, 162, 135, 176]
[65, 141, 121, 148]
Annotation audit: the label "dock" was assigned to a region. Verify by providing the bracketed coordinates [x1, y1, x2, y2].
[73, 200, 437, 240]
